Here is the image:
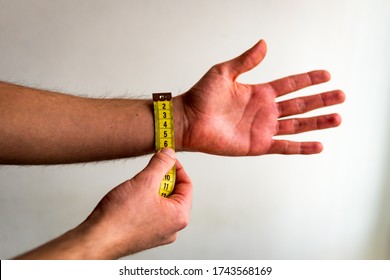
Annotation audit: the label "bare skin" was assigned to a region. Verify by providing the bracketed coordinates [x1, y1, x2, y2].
[176, 40, 344, 155]
[3, 39, 344, 259]
[15, 149, 192, 259]
[0, 40, 344, 164]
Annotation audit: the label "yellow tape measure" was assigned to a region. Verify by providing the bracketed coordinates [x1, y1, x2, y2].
[153, 92, 176, 197]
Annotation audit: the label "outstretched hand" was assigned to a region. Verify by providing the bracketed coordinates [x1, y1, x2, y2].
[175, 40, 345, 155]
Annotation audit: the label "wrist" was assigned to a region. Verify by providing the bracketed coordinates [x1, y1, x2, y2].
[64, 221, 106, 259]
[172, 94, 187, 152]
[70, 217, 125, 260]
[74, 214, 142, 260]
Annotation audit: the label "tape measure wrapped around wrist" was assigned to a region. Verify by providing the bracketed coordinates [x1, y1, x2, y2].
[153, 92, 176, 197]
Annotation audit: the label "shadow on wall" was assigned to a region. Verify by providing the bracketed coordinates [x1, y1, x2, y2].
[365, 92, 390, 259]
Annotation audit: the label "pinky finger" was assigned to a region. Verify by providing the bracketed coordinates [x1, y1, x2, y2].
[268, 140, 323, 155]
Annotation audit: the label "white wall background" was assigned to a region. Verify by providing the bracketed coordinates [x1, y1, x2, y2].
[0, 0, 389, 259]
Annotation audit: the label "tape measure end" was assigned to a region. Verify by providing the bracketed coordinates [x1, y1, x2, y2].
[153, 92, 172, 102]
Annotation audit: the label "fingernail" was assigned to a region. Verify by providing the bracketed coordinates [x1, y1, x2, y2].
[160, 148, 176, 159]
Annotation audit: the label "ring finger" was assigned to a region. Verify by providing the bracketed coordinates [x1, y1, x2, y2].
[276, 113, 342, 135]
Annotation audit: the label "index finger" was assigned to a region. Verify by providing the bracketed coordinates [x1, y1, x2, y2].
[268, 70, 331, 97]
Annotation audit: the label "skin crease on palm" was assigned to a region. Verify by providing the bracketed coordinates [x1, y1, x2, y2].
[175, 39, 345, 156]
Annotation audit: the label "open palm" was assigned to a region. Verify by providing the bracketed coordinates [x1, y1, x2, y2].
[177, 40, 345, 156]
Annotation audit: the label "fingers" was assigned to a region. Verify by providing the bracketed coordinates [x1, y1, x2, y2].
[268, 140, 323, 155]
[224, 39, 267, 79]
[159, 159, 192, 233]
[268, 70, 331, 97]
[151, 148, 176, 179]
[169, 160, 193, 211]
[270, 113, 342, 154]
[277, 90, 345, 118]
[173, 160, 192, 189]
[277, 113, 342, 135]
[138, 148, 192, 208]
[135, 148, 176, 189]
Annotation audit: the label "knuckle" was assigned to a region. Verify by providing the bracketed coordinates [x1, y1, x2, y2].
[210, 62, 230, 76]
[296, 98, 306, 113]
[287, 76, 299, 92]
[163, 233, 178, 245]
[283, 141, 289, 153]
[152, 153, 175, 175]
[176, 213, 190, 230]
[292, 119, 300, 133]
[154, 151, 172, 165]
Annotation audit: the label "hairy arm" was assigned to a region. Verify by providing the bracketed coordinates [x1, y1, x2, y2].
[0, 82, 175, 164]
[0, 39, 344, 164]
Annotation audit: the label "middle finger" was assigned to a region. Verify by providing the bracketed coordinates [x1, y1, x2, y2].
[277, 90, 345, 118]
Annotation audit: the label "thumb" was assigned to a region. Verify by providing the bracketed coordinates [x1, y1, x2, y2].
[226, 39, 267, 79]
[134, 148, 176, 190]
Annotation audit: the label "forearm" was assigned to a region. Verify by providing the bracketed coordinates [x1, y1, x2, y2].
[14, 219, 114, 260]
[14, 225, 96, 260]
[0, 82, 184, 164]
